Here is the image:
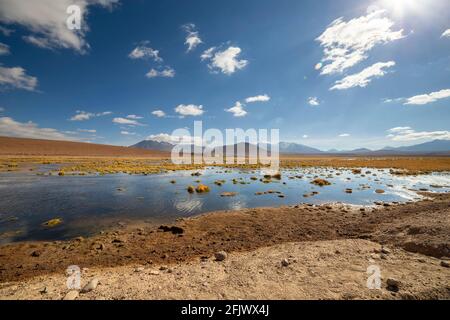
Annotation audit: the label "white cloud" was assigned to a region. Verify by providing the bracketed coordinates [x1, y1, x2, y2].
[152, 110, 166, 118]
[183, 23, 202, 52]
[174, 104, 204, 117]
[126, 114, 143, 119]
[225, 101, 247, 117]
[0, 42, 10, 55]
[330, 61, 395, 90]
[245, 94, 270, 103]
[0, 0, 119, 53]
[308, 97, 320, 106]
[0, 25, 14, 36]
[146, 133, 201, 145]
[202, 46, 248, 75]
[77, 128, 96, 133]
[404, 89, 450, 105]
[69, 110, 112, 121]
[128, 43, 162, 62]
[387, 127, 450, 142]
[120, 131, 136, 135]
[339, 133, 350, 137]
[314, 63, 322, 70]
[316, 10, 404, 75]
[0, 116, 76, 141]
[0, 65, 37, 91]
[112, 117, 143, 126]
[441, 29, 450, 38]
[302, 135, 309, 139]
[146, 67, 175, 78]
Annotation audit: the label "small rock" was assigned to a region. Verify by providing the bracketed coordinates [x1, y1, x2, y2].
[381, 247, 392, 254]
[386, 278, 400, 292]
[440, 261, 450, 268]
[81, 278, 99, 293]
[134, 267, 145, 273]
[281, 258, 290, 267]
[63, 290, 79, 300]
[214, 251, 227, 261]
[149, 270, 160, 275]
[39, 287, 48, 294]
[31, 250, 41, 257]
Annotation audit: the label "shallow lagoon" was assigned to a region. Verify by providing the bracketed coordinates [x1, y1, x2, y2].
[0, 167, 449, 243]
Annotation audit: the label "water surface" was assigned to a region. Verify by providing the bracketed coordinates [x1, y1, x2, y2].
[0, 167, 449, 243]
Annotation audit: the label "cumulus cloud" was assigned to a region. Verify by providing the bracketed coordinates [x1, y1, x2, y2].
[316, 10, 404, 75]
[201, 46, 248, 75]
[174, 104, 204, 117]
[146, 133, 201, 145]
[128, 43, 163, 62]
[404, 89, 450, 105]
[302, 135, 309, 138]
[183, 23, 202, 52]
[245, 94, 270, 103]
[126, 114, 143, 119]
[330, 61, 395, 90]
[308, 97, 320, 106]
[112, 117, 143, 126]
[0, 0, 119, 53]
[442, 29, 450, 38]
[0, 116, 76, 140]
[146, 67, 175, 78]
[0, 42, 10, 55]
[225, 101, 247, 117]
[0, 65, 38, 91]
[387, 127, 450, 142]
[69, 110, 112, 121]
[339, 133, 350, 137]
[152, 110, 166, 118]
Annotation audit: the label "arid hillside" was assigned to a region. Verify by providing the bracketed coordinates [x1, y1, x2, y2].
[0, 136, 169, 157]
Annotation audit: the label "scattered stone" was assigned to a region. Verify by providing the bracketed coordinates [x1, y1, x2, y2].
[345, 188, 353, 194]
[214, 251, 228, 261]
[31, 250, 41, 257]
[134, 267, 145, 273]
[386, 278, 400, 292]
[440, 261, 450, 268]
[39, 287, 48, 294]
[158, 225, 184, 234]
[381, 247, 392, 255]
[149, 270, 160, 275]
[81, 278, 99, 293]
[187, 186, 195, 193]
[281, 258, 290, 267]
[375, 189, 385, 194]
[63, 290, 79, 300]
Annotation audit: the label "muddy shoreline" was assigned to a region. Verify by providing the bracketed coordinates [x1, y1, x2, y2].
[0, 192, 449, 284]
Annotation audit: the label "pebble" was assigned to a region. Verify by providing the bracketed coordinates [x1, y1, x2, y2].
[63, 290, 79, 300]
[134, 267, 145, 273]
[440, 261, 450, 268]
[214, 251, 228, 261]
[386, 278, 400, 292]
[281, 258, 290, 267]
[81, 278, 99, 293]
[381, 247, 391, 254]
[149, 270, 160, 275]
[31, 250, 41, 257]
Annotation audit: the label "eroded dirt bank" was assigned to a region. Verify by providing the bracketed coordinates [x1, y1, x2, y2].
[0, 193, 449, 287]
[1, 239, 449, 300]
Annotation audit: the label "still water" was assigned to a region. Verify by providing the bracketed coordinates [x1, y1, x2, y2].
[0, 167, 449, 243]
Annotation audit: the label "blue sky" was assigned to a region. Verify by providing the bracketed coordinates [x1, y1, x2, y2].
[0, 0, 449, 150]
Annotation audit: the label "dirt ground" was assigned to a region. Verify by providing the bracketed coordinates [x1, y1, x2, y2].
[1, 239, 448, 300]
[0, 193, 449, 299]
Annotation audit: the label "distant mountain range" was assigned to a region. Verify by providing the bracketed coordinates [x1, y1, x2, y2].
[131, 139, 450, 155]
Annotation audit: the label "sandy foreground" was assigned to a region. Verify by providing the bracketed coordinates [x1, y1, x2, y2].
[0, 193, 449, 300]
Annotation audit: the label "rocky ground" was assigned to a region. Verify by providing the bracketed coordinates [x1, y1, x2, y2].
[0, 193, 449, 300]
